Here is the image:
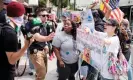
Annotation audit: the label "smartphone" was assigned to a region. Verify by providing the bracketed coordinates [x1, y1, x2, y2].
[26, 32, 33, 40]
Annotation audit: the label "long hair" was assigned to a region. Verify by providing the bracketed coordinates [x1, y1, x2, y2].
[70, 21, 77, 51]
[71, 21, 77, 40]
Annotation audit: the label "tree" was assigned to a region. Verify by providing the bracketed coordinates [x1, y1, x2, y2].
[69, 3, 75, 10]
[39, 0, 47, 7]
[49, 0, 70, 19]
[50, 0, 69, 8]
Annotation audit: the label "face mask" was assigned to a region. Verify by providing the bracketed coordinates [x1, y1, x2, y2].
[10, 15, 24, 28]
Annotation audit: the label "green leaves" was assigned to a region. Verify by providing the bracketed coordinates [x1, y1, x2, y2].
[39, 0, 47, 7]
[50, 0, 69, 8]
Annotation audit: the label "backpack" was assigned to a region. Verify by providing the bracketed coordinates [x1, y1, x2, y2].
[0, 23, 12, 35]
[108, 47, 128, 79]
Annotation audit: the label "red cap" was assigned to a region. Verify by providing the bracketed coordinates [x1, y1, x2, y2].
[7, 1, 25, 17]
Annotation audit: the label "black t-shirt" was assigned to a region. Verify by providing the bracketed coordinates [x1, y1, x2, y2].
[0, 24, 18, 79]
[29, 25, 47, 50]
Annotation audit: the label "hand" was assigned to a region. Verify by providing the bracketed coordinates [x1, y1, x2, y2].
[24, 37, 34, 47]
[121, 28, 128, 36]
[84, 28, 90, 33]
[59, 60, 65, 68]
[47, 32, 55, 41]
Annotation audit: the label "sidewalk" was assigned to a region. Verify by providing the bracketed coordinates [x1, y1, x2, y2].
[15, 55, 58, 80]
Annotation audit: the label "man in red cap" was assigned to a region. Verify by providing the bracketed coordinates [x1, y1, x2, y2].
[0, 1, 34, 80]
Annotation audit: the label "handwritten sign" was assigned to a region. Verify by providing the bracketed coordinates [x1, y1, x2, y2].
[77, 28, 105, 70]
[71, 11, 81, 23]
[80, 9, 94, 23]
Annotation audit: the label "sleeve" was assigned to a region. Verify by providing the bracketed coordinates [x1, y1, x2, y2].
[52, 34, 61, 48]
[107, 37, 120, 57]
[4, 29, 18, 52]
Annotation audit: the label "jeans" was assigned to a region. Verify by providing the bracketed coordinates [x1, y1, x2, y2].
[81, 61, 99, 80]
[128, 58, 133, 80]
[27, 49, 34, 69]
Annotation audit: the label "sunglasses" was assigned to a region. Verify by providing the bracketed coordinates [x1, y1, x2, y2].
[39, 15, 48, 17]
[105, 23, 113, 26]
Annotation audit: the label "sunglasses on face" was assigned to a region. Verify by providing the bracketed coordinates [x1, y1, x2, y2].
[105, 23, 113, 26]
[39, 15, 48, 17]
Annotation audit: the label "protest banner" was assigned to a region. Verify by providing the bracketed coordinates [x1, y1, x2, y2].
[77, 28, 105, 70]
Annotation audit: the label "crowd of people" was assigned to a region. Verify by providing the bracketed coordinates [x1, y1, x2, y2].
[0, 0, 132, 80]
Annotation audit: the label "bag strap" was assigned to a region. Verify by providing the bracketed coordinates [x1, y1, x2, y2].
[0, 23, 13, 35]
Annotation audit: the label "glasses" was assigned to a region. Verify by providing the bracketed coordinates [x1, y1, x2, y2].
[105, 23, 113, 26]
[39, 15, 48, 17]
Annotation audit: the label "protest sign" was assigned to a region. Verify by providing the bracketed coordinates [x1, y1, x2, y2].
[71, 11, 81, 23]
[80, 9, 94, 23]
[77, 28, 105, 70]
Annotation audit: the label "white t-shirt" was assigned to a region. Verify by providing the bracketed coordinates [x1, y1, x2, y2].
[101, 35, 120, 79]
[52, 31, 79, 64]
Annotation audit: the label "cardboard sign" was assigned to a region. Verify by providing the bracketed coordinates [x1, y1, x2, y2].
[71, 11, 81, 23]
[80, 9, 94, 23]
[77, 28, 105, 70]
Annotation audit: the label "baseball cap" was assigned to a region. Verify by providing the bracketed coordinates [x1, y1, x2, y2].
[104, 19, 119, 27]
[62, 12, 71, 18]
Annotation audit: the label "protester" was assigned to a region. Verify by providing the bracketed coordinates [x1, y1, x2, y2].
[119, 19, 132, 80]
[52, 19, 79, 80]
[101, 19, 120, 80]
[0, 1, 34, 79]
[28, 8, 54, 80]
[55, 13, 70, 34]
[119, 19, 132, 61]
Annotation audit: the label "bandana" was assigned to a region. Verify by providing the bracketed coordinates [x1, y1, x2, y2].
[10, 15, 24, 27]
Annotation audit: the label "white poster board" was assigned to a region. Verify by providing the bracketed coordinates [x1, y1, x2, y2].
[77, 28, 105, 70]
[80, 9, 94, 24]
